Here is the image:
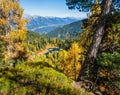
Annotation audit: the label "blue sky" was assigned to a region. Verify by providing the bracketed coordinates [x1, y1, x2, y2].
[20, 0, 87, 18]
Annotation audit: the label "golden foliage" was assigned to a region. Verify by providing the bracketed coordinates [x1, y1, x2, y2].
[0, 0, 28, 65]
[66, 42, 81, 80]
[9, 29, 27, 42]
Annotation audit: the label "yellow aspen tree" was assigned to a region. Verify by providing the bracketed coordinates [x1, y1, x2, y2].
[67, 42, 81, 80]
[0, 0, 28, 66]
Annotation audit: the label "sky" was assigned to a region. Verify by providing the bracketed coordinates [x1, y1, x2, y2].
[20, 0, 87, 18]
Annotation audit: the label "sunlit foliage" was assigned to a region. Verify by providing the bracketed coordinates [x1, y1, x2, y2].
[0, 0, 28, 66]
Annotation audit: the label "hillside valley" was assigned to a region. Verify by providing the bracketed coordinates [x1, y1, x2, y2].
[24, 15, 81, 34]
[45, 20, 84, 39]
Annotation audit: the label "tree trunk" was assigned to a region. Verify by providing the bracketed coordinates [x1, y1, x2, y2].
[77, 0, 113, 82]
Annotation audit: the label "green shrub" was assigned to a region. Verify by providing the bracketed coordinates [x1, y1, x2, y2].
[97, 52, 120, 67]
[97, 52, 120, 94]
[0, 63, 93, 95]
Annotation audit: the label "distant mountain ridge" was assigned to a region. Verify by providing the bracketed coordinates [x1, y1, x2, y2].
[24, 15, 81, 34]
[45, 20, 84, 39]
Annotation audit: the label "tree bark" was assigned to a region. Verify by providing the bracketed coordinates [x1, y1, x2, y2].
[77, 0, 113, 82]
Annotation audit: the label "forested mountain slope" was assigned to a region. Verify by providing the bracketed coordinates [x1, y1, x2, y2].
[45, 20, 84, 39]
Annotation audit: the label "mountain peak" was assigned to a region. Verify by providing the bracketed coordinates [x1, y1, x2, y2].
[23, 14, 83, 20]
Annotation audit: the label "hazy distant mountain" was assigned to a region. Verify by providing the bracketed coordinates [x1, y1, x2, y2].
[45, 20, 84, 39]
[24, 15, 81, 34]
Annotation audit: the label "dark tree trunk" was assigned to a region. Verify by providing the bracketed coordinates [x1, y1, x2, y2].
[77, 0, 113, 82]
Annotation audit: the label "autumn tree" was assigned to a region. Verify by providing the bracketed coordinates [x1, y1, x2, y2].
[66, 0, 120, 82]
[67, 42, 81, 80]
[58, 50, 68, 72]
[0, 0, 28, 66]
